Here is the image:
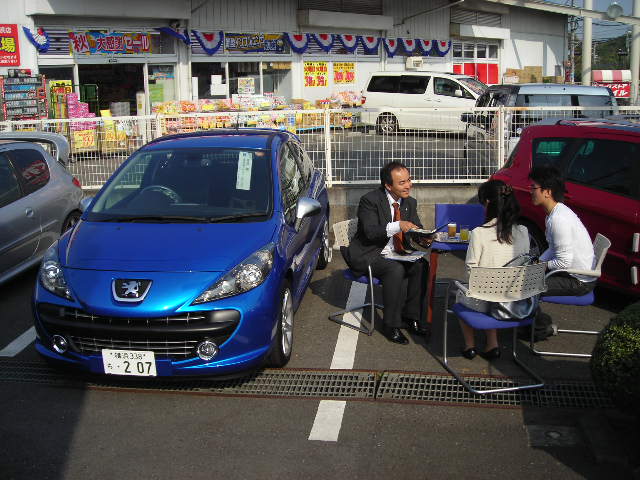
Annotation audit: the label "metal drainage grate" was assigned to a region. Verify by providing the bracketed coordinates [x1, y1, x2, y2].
[0, 360, 613, 408]
[377, 372, 614, 409]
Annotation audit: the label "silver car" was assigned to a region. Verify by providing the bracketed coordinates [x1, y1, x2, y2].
[0, 132, 83, 285]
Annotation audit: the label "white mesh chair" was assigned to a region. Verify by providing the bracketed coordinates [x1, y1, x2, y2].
[531, 233, 612, 358]
[434, 263, 547, 395]
[328, 219, 383, 335]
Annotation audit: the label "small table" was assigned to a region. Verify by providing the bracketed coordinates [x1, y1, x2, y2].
[426, 233, 469, 324]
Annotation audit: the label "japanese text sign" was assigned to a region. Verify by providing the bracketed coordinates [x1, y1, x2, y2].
[594, 81, 630, 98]
[304, 62, 328, 87]
[225, 33, 286, 53]
[333, 62, 355, 84]
[0, 24, 20, 66]
[69, 31, 151, 55]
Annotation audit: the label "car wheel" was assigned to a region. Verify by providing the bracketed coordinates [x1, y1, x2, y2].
[520, 219, 548, 257]
[266, 281, 294, 367]
[62, 211, 81, 233]
[376, 114, 397, 135]
[316, 219, 332, 270]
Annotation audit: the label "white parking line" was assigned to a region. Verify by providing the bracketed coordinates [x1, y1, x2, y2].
[0, 327, 36, 357]
[308, 282, 367, 442]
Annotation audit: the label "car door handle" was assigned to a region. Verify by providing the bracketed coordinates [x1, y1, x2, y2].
[25, 208, 34, 218]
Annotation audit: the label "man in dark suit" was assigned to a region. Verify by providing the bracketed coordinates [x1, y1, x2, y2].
[344, 161, 430, 345]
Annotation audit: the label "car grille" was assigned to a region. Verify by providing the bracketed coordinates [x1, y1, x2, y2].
[37, 304, 240, 360]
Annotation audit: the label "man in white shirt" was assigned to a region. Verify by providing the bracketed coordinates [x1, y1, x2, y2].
[529, 165, 596, 297]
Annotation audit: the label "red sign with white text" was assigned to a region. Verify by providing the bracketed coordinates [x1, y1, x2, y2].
[594, 81, 630, 98]
[0, 24, 20, 66]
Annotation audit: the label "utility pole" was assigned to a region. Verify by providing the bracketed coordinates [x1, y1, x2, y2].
[632, 0, 640, 103]
[582, 0, 593, 85]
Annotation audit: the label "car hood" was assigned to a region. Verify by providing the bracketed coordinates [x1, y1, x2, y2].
[63, 220, 277, 272]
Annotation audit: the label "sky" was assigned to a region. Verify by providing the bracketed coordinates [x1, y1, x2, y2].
[552, 0, 636, 39]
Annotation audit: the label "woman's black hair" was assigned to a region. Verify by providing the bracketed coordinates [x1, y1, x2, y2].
[478, 179, 520, 244]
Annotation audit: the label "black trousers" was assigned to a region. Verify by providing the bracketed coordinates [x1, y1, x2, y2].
[545, 271, 596, 297]
[369, 256, 428, 329]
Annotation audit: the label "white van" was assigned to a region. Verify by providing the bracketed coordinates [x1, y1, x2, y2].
[360, 71, 487, 134]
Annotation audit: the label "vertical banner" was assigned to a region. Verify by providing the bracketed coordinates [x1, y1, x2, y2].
[333, 62, 355, 84]
[304, 61, 328, 87]
[0, 24, 20, 66]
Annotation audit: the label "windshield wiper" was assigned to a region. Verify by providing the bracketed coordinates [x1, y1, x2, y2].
[209, 212, 269, 223]
[99, 215, 211, 223]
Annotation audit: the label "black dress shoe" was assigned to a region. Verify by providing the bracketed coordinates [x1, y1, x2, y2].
[406, 319, 429, 336]
[479, 347, 501, 361]
[383, 327, 409, 345]
[461, 347, 477, 360]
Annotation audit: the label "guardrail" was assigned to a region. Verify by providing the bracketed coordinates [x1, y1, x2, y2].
[1, 106, 638, 189]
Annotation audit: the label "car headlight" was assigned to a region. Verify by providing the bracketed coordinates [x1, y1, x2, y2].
[192, 243, 275, 304]
[39, 242, 73, 300]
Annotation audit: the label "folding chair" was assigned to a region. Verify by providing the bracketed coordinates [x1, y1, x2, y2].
[531, 233, 612, 358]
[434, 263, 547, 395]
[328, 219, 383, 335]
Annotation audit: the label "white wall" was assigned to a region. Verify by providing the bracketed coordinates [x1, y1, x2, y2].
[24, 0, 190, 19]
[0, 0, 38, 75]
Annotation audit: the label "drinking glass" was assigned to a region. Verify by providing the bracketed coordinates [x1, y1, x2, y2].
[447, 223, 457, 238]
[460, 225, 470, 242]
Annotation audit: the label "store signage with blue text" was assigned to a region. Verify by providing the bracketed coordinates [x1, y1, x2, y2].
[225, 33, 286, 53]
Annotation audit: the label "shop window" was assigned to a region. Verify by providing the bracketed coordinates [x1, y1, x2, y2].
[262, 62, 292, 99]
[453, 43, 463, 59]
[463, 43, 475, 58]
[229, 62, 261, 96]
[488, 45, 498, 59]
[476, 44, 487, 59]
[192, 62, 227, 99]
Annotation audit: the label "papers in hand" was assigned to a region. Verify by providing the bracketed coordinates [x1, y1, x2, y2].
[384, 250, 426, 262]
[406, 228, 439, 252]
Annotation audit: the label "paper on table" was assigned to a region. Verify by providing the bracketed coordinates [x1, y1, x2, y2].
[383, 250, 426, 262]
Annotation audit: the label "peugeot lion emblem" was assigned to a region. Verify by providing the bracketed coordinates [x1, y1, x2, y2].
[112, 279, 152, 303]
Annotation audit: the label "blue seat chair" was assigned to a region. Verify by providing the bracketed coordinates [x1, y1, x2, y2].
[434, 263, 548, 395]
[530, 233, 612, 358]
[328, 219, 382, 335]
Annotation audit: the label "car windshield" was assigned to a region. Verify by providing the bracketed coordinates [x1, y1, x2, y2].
[87, 147, 273, 222]
[457, 77, 488, 97]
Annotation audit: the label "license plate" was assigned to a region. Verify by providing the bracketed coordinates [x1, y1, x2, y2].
[102, 349, 157, 376]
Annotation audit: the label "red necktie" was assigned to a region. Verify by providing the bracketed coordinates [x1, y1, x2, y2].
[392, 202, 406, 253]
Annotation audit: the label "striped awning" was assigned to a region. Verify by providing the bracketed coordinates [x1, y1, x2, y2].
[592, 70, 631, 82]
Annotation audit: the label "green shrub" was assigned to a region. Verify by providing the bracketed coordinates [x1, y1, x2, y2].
[591, 302, 640, 416]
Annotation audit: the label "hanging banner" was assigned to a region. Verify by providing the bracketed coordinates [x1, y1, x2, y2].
[0, 24, 20, 66]
[399, 38, 416, 54]
[383, 38, 400, 58]
[192, 30, 223, 55]
[69, 31, 151, 55]
[312, 33, 334, 53]
[285, 33, 310, 54]
[433, 40, 452, 57]
[304, 61, 328, 87]
[333, 62, 355, 84]
[338, 34, 358, 53]
[225, 33, 286, 53]
[417, 39, 433, 56]
[360, 36, 380, 54]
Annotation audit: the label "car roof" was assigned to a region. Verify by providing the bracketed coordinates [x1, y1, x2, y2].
[488, 83, 612, 95]
[531, 117, 640, 136]
[143, 128, 298, 151]
[370, 71, 473, 78]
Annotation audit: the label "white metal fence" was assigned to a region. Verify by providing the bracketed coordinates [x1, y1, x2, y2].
[1, 106, 638, 189]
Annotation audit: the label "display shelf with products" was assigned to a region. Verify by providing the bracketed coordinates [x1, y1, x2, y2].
[0, 75, 48, 121]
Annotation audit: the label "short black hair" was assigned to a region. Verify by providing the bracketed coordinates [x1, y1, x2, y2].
[528, 165, 566, 202]
[380, 161, 408, 188]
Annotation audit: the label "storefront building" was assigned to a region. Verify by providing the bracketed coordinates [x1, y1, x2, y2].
[4, 0, 568, 117]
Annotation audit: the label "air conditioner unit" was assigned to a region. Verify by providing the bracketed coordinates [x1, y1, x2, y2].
[406, 57, 423, 69]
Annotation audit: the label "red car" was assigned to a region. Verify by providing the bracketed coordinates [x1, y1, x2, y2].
[491, 118, 640, 297]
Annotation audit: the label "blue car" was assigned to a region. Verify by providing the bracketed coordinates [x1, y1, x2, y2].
[33, 129, 331, 377]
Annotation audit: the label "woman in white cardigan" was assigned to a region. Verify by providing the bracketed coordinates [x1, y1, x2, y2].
[458, 180, 529, 360]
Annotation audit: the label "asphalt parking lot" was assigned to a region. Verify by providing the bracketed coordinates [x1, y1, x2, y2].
[0, 251, 636, 479]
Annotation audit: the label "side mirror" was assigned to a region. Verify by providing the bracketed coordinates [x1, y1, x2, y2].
[79, 197, 93, 213]
[294, 197, 321, 231]
[454, 89, 463, 97]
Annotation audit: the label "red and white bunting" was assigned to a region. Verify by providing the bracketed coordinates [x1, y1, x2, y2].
[192, 30, 223, 55]
[432, 40, 452, 57]
[383, 38, 400, 57]
[399, 38, 416, 54]
[417, 39, 433, 55]
[360, 35, 380, 54]
[285, 32, 310, 53]
[313, 33, 334, 52]
[338, 34, 358, 53]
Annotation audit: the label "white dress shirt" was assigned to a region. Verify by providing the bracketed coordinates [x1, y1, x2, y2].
[381, 190, 402, 255]
[539, 202, 596, 282]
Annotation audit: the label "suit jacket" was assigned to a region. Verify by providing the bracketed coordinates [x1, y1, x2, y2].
[345, 187, 423, 274]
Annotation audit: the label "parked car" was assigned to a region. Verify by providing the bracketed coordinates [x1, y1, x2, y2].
[0, 132, 82, 285]
[462, 83, 618, 172]
[491, 118, 640, 297]
[33, 129, 331, 377]
[360, 71, 487, 134]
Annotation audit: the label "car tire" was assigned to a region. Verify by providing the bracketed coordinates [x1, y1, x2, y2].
[266, 281, 294, 367]
[376, 114, 397, 135]
[316, 218, 332, 270]
[520, 218, 548, 257]
[62, 210, 81, 233]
